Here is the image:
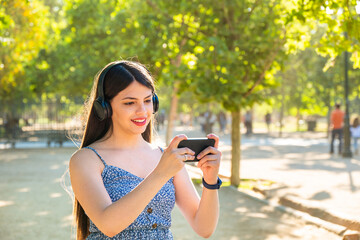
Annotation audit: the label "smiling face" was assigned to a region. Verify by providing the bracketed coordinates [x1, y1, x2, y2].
[110, 80, 154, 137]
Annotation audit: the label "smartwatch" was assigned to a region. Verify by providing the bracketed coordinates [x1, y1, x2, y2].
[202, 177, 222, 190]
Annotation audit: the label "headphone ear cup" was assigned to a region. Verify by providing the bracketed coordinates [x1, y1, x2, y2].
[103, 100, 112, 119]
[152, 94, 159, 114]
[93, 97, 112, 121]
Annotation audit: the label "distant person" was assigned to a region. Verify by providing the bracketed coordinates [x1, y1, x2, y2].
[179, 112, 185, 125]
[330, 104, 344, 154]
[265, 112, 271, 133]
[217, 111, 227, 134]
[244, 110, 252, 135]
[350, 117, 360, 155]
[68, 61, 221, 239]
[198, 112, 206, 133]
[155, 109, 165, 130]
[203, 111, 216, 135]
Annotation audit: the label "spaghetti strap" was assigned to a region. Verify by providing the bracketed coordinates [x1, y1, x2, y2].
[158, 146, 164, 153]
[83, 146, 107, 166]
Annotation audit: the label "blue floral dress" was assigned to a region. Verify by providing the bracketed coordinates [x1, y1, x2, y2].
[84, 146, 175, 240]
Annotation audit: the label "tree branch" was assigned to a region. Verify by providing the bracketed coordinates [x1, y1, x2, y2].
[242, 44, 282, 98]
[239, 0, 262, 24]
[145, 0, 209, 38]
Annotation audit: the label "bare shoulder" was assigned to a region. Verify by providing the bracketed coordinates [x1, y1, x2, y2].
[69, 148, 103, 174]
[70, 148, 92, 165]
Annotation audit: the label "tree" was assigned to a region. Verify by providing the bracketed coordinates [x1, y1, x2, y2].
[13, 0, 331, 187]
[133, 0, 205, 144]
[0, 0, 49, 117]
[178, 0, 309, 186]
[272, 47, 343, 134]
[128, 0, 313, 185]
[292, 0, 360, 69]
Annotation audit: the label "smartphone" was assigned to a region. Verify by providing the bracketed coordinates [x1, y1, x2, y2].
[178, 138, 216, 162]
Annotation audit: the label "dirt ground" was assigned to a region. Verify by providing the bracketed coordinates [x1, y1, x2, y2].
[0, 148, 341, 240]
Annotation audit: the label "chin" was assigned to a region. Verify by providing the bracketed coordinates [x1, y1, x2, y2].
[132, 124, 149, 134]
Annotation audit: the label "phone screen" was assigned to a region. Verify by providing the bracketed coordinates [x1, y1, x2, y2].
[178, 138, 215, 162]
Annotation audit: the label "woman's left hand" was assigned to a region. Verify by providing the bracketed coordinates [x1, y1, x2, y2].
[196, 134, 221, 185]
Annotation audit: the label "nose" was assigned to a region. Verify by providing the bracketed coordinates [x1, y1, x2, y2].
[136, 102, 147, 115]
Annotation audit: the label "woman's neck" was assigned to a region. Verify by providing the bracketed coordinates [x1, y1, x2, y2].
[98, 128, 149, 150]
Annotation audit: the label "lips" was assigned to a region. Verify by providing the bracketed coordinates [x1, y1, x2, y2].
[131, 118, 147, 126]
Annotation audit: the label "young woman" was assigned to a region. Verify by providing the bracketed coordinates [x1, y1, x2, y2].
[350, 117, 360, 155]
[69, 60, 222, 239]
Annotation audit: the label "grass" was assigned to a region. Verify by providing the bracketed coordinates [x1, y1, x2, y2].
[191, 178, 276, 190]
[252, 121, 329, 133]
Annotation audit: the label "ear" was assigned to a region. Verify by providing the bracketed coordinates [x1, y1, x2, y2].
[152, 93, 159, 114]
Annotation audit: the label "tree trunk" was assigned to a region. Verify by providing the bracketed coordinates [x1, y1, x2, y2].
[358, 88, 360, 115]
[165, 82, 179, 145]
[296, 106, 300, 132]
[189, 108, 193, 127]
[326, 102, 331, 138]
[279, 81, 285, 137]
[231, 110, 241, 186]
[165, 53, 183, 145]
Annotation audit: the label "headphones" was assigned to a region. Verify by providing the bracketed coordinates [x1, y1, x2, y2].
[93, 62, 159, 121]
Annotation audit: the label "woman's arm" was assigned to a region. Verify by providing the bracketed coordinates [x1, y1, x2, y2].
[69, 135, 195, 237]
[174, 134, 221, 238]
[173, 168, 219, 238]
[70, 150, 170, 237]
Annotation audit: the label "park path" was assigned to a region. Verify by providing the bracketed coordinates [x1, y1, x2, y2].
[155, 126, 360, 221]
[0, 127, 349, 239]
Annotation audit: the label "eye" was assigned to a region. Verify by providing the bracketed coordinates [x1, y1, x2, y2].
[124, 102, 135, 105]
[145, 99, 152, 103]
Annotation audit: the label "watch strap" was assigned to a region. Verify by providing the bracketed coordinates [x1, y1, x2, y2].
[202, 177, 222, 190]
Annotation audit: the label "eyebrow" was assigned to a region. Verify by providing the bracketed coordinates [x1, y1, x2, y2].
[122, 94, 152, 100]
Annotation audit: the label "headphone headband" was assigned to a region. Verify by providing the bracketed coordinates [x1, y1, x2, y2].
[97, 62, 123, 100]
[93, 61, 159, 121]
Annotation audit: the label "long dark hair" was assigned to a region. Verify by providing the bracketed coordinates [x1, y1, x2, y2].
[74, 60, 156, 240]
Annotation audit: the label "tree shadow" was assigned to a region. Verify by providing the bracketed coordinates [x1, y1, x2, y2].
[171, 186, 336, 240]
[239, 143, 360, 205]
[0, 147, 339, 240]
[0, 148, 75, 240]
[310, 191, 332, 200]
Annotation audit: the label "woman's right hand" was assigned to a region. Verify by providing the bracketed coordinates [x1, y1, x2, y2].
[155, 134, 195, 179]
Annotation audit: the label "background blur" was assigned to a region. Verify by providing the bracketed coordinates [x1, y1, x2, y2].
[1, 0, 360, 149]
[1, 0, 360, 239]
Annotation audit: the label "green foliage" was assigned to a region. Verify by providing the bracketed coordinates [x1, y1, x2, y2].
[176, 0, 304, 112]
[271, 44, 360, 119]
[291, 0, 360, 69]
[0, 0, 50, 115]
[125, 0, 304, 113]
[3, 0, 358, 123]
